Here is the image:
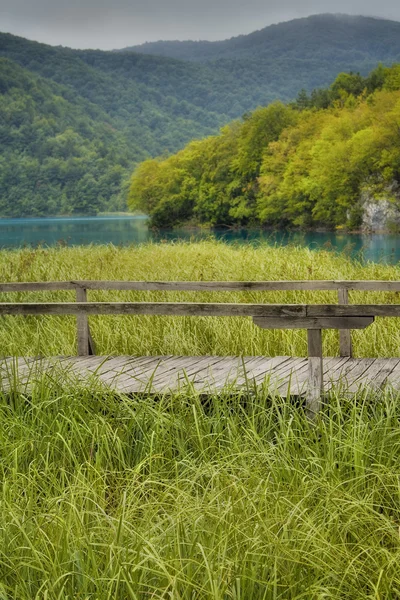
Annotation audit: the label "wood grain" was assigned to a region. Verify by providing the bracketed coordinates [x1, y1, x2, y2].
[1, 279, 400, 293]
[253, 316, 374, 330]
[338, 288, 353, 358]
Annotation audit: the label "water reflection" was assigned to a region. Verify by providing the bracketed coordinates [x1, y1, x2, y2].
[0, 216, 399, 265]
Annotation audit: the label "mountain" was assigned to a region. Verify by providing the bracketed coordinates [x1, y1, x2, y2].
[0, 33, 235, 216]
[126, 14, 400, 95]
[126, 14, 400, 63]
[2, 14, 400, 216]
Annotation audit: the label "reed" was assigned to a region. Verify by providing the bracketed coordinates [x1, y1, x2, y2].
[2, 243, 400, 597]
[1, 241, 400, 357]
[1, 373, 400, 598]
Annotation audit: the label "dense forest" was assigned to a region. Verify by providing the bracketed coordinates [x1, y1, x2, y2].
[2, 14, 400, 216]
[129, 64, 400, 230]
[0, 34, 226, 216]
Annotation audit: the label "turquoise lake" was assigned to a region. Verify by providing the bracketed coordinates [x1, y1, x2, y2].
[1, 216, 400, 264]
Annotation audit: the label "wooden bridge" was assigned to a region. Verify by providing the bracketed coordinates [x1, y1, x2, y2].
[2, 279, 400, 416]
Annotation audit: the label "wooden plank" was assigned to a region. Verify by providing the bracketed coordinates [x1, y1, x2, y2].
[150, 356, 236, 390]
[322, 356, 352, 380]
[3, 355, 400, 397]
[0, 282, 78, 292]
[197, 358, 249, 391]
[76, 281, 346, 291]
[2, 280, 400, 293]
[307, 305, 400, 317]
[277, 359, 310, 396]
[159, 356, 255, 393]
[267, 358, 307, 395]
[352, 358, 400, 391]
[382, 361, 400, 388]
[96, 356, 168, 383]
[231, 356, 274, 388]
[338, 288, 353, 358]
[88, 357, 143, 383]
[118, 358, 193, 393]
[89, 355, 152, 375]
[100, 356, 176, 389]
[153, 357, 234, 393]
[2, 301, 400, 318]
[76, 280, 400, 292]
[0, 302, 307, 317]
[324, 359, 369, 392]
[115, 356, 204, 392]
[58, 356, 111, 376]
[322, 358, 354, 392]
[235, 357, 295, 389]
[0, 357, 67, 391]
[253, 316, 373, 330]
[307, 358, 323, 418]
[344, 358, 377, 393]
[271, 357, 306, 380]
[61, 355, 110, 369]
[278, 357, 345, 397]
[195, 356, 267, 391]
[306, 329, 323, 417]
[76, 287, 89, 356]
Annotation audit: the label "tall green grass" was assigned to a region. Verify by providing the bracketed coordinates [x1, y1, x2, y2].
[2, 243, 400, 598]
[1, 376, 400, 598]
[1, 241, 400, 357]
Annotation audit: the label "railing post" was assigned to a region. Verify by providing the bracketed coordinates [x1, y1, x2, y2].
[338, 288, 353, 357]
[306, 329, 323, 418]
[75, 286, 95, 356]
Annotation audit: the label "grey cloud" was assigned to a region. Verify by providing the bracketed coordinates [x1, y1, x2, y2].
[1, 0, 400, 49]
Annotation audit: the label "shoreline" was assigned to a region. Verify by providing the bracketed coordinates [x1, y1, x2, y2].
[0, 215, 398, 235]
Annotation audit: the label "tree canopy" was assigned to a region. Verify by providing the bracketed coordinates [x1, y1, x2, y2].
[129, 65, 400, 230]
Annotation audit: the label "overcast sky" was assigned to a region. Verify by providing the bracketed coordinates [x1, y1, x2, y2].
[1, 0, 400, 50]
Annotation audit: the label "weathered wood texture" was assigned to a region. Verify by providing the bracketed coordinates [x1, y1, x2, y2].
[2, 356, 400, 399]
[0, 280, 398, 398]
[0, 301, 397, 317]
[338, 288, 353, 357]
[75, 288, 95, 356]
[306, 330, 323, 416]
[0, 302, 307, 316]
[0, 279, 395, 359]
[1, 280, 400, 292]
[253, 317, 374, 330]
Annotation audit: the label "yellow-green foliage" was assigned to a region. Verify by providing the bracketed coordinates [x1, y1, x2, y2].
[259, 89, 400, 228]
[129, 65, 400, 229]
[2, 242, 400, 358]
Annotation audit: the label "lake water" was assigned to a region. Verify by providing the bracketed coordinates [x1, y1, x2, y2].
[0, 215, 400, 264]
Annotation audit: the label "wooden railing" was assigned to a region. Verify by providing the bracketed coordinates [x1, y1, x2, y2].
[0, 280, 399, 415]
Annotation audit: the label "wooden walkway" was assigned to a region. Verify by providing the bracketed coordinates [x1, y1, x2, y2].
[5, 279, 400, 411]
[2, 356, 400, 396]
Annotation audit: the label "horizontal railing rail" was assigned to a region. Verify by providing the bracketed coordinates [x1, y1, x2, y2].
[1, 280, 400, 292]
[0, 302, 398, 317]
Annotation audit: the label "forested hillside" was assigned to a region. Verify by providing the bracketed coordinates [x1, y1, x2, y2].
[2, 14, 400, 216]
[0, 59, 143, 215]
[127, 14, 400, 64]
[129, 65, 400, 230]
[0, 34, 230, 216]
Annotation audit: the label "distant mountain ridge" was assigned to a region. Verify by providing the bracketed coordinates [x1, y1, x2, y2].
[124, 14, 400, 64]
